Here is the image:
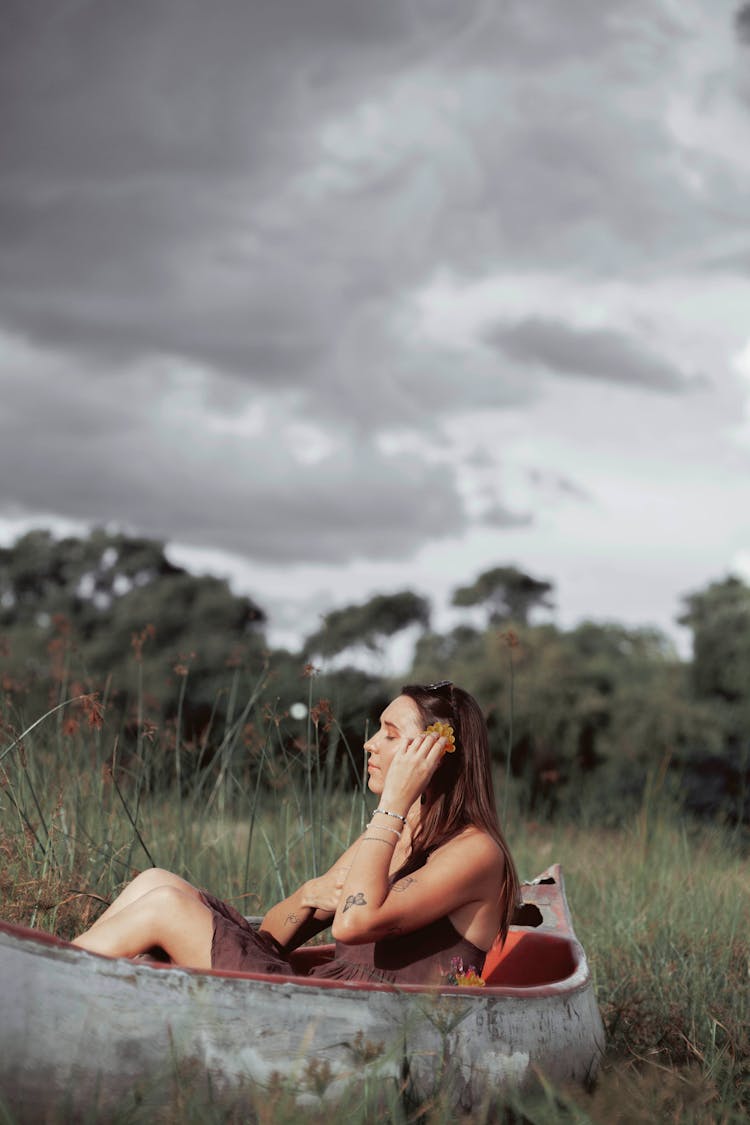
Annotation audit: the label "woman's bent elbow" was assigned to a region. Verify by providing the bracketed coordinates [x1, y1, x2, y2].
[331, 913, 380, 943]
[331, 916, 352, 942]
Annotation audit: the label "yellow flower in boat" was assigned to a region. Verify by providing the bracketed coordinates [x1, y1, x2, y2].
[444, 957, 485, 986]
[455, 969, 485, 987]
[425, 720, 456, 753]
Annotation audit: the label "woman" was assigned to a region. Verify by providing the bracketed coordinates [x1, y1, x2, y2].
[72, 682, 519, 984]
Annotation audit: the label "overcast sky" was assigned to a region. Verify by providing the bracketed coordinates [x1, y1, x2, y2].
[2, 0, 750, 659]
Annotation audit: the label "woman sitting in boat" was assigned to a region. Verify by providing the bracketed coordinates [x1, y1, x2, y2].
[72, 682, 519, 984]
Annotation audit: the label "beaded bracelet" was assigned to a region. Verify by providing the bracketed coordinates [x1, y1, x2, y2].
[372, 807, 407, 823]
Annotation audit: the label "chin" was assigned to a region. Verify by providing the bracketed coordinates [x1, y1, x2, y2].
[367, 775, 383, 795]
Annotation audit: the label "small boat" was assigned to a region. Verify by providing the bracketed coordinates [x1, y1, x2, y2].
[0, 864, 604, 1119]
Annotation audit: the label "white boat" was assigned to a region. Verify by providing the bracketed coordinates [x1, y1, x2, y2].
[0, 864, 604, 1119]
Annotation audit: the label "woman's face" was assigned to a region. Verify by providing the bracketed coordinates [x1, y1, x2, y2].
[364, 694, 424, 794]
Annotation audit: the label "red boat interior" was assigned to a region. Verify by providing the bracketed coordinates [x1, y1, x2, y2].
[481, 931, 579, 987]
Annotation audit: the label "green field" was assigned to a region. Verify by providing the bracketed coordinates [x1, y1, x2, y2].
[0, 685, 748, 1124]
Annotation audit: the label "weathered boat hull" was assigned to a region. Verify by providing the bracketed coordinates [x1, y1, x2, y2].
[0, 865, 604, 1119]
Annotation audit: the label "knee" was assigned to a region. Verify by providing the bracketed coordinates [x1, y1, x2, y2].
[140, 885, 195, 918]
[134, 886, 213, 967]
[130, 868, 182, 895]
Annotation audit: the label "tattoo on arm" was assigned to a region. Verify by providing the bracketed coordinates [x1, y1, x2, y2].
[391, 877, 416, 894]
[387, 925, 403, 936]
[284, 912, 300, 926]
[342, 892, 367, 912]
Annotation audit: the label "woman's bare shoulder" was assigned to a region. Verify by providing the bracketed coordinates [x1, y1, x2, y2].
[430, 826, 505, 873]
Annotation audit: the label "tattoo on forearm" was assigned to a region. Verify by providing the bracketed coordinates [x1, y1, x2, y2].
[284, 912, 300, 926]
[387, 925, 403, 935]
[391, 877, 416, 894]
[342, 892, 367, 912]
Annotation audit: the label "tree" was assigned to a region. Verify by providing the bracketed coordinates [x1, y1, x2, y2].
[409, 612, 710, 818]
[452, 565, 554, 626]
[678, 575, 750, 704]
[304, 591, 430, 660]
[677, 575, 750, 823]
[0, 528, 268, 734]
[0, 528, 185, 630]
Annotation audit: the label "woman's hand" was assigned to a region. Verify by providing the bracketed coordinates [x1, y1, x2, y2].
[260, 842, 360, 949]
[300, 863, 351, 914]
[380, 729, 447, 811]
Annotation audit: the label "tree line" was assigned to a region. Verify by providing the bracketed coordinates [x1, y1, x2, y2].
[1, 529, 748, 825]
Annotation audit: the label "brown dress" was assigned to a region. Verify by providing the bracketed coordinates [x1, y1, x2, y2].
[199, 892, 294, 975]
[308, 915, 486, 985]
[200, 892, 487, 985]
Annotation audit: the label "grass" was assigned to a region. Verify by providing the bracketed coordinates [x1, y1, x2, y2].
[510, 816, 749, 1123]
[0, 668, 748, 1124]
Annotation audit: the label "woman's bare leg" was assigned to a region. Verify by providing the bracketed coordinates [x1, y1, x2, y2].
[84, 868, 204, 932]
[72, 886, 214, 968]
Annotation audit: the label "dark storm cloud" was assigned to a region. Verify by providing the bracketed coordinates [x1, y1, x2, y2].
[0, 420, 467, 566]
[488, 318, 701, 392]
[0, 0, 418, 376]
[1, 0, 412, 183]
[0, 0, 744, 572]
[1, 0, 742, 393]
[0, 350, 468, 563]
[736, 2, 750, 42]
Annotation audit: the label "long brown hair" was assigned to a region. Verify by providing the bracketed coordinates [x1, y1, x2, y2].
[399, 681, 520, 944]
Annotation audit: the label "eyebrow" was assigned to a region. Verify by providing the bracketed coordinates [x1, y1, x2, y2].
[380, 716, 399, 730]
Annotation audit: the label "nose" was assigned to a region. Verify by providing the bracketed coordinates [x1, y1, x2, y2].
[364, 731, 379, 755]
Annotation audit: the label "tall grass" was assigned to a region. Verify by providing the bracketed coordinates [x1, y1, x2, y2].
[0, 665, 748, 1123]
[0, 664, 371, 933]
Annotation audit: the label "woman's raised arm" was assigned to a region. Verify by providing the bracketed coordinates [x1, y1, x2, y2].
[330, 727, 504, 945]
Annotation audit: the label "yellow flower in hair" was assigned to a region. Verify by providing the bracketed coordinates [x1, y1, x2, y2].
[425, 720, 456, 753]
